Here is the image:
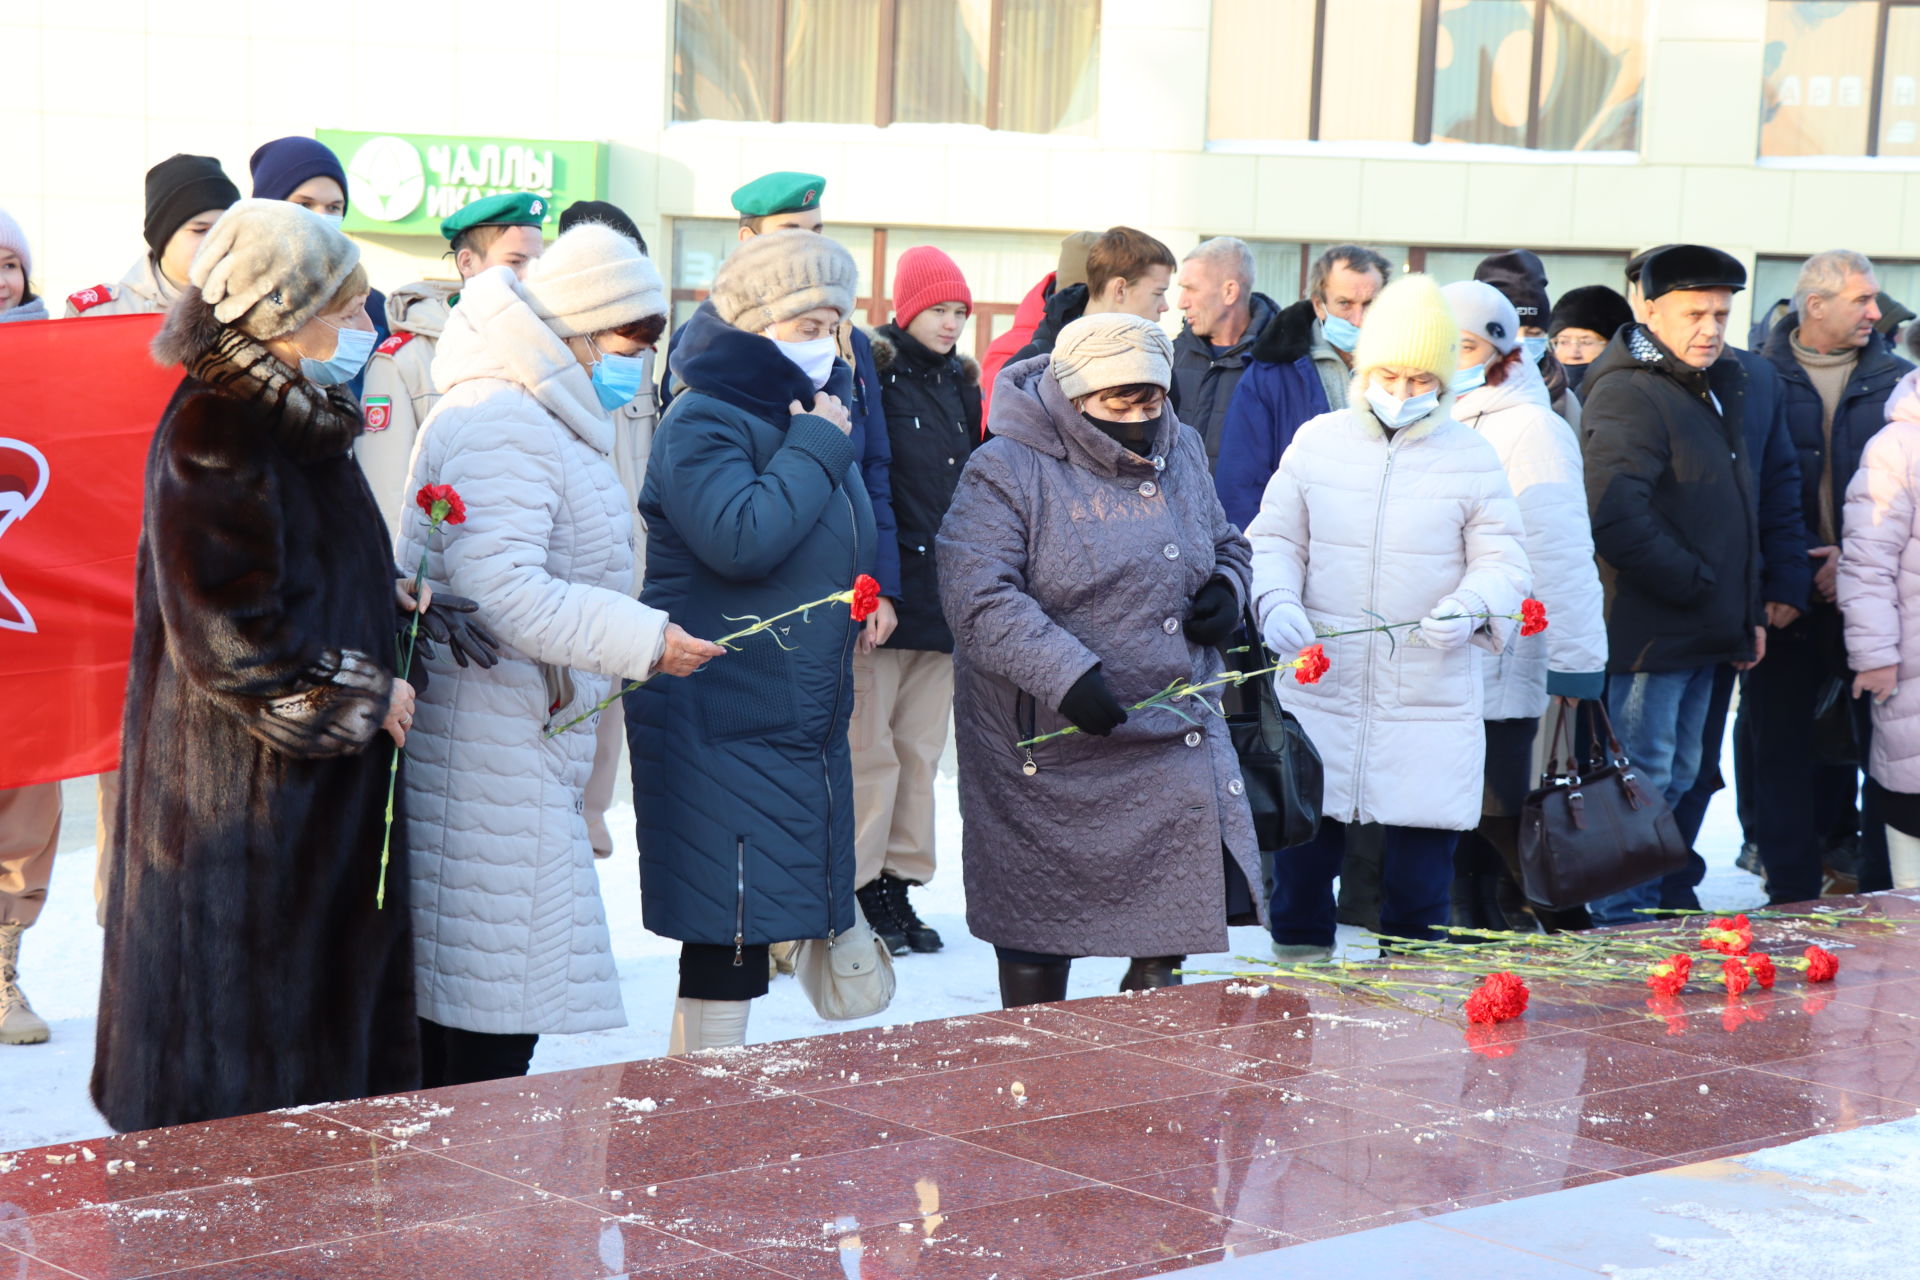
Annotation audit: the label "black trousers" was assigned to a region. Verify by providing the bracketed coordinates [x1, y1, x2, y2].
[418, 1017, 538, 1089]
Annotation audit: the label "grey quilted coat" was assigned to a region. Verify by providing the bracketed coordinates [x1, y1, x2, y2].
[937, 356, 1262, 958]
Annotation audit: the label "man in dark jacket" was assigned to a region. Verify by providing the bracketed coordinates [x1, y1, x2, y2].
[1744, 251, 1914, 901]
[981, 231, 1095, 425]
[1583, 244, 1763, 924]
[1213, 244, 1392, 530]
[1170, 236, 1278, 470]
[657, 172, 902, 642]
[1007, 225, 1174, 365]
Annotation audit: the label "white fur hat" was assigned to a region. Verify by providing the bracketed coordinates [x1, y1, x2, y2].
[189, 199, 360, 341]
[1050, 313, 1175, 400]
[521, 222, 668, 339]
[708, 228, 858, 332]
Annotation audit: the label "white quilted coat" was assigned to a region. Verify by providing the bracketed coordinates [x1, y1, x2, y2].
[1452, 360, 1608, 720]
[1839, 370, 1920, 794]
[1248, 386, 1532, 831]
[398, 266, 670, 1035]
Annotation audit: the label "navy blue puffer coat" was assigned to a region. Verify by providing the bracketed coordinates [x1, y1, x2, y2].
[627, 303, 876, 951]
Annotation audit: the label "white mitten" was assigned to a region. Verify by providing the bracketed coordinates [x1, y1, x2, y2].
[1417, 596, 1476, 650]
[1261, 599, 1314, 654]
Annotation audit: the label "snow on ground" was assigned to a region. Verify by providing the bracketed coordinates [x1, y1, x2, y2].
[0, 726, 1766, 1152]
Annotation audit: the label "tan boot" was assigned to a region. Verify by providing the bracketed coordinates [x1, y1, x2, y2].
[667, 997, 750, 1054]
[0, 923, 50, 1045]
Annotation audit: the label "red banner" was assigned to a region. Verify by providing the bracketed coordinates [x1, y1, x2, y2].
[0, 314, 176, 788]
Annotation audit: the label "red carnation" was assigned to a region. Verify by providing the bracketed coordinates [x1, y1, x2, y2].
[1745, 953, 1777, 989]
[1293, 643, 1330, 685]
[415, 483, 467, 527]
[1803, 944, 1839, 983]
[1463, 971, 1529, 1024]
[1698, 916, 1753, 957]
[1719, 956, 1750, 996]
[1519, 598, 1548, 637]
[849, 574, 881, 623]
[1646, 953, 1691, 997]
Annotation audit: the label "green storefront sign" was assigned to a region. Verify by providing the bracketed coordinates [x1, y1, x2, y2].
[316, 129, 606, 236]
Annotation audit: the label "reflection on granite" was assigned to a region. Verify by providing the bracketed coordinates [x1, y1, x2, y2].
[5, 892, 1919, 1278]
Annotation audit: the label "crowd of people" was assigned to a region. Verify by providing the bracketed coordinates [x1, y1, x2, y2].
[2, 138, 1919, 1135]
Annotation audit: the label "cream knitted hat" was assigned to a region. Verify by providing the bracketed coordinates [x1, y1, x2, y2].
[1352, 273, 1458, 385]
[189, 199, 359, 341]
[521, 222, 668, 339]
[1050, 313, 1174, 400]
[708, 228, 858, 331]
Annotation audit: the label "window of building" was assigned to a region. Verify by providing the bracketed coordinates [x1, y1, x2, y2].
[1761, 1, 1920, 158]
[669, 219, 1063, 361]
[1207, 0, 1645, 151]
[672, 0, 1099, 134]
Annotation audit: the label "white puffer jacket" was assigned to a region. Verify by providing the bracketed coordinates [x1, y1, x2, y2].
[399, 266, 670, 1036]
[1452, 359, 1608, 720]
[1249, 387, 1531, 831]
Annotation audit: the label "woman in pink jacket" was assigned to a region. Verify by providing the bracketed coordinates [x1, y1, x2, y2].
[1838, 366, 1920, 889]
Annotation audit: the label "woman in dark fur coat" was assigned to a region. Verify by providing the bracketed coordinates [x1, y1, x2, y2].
[93, 200, 429, 1132]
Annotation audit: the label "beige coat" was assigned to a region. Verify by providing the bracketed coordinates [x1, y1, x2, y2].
[63, 257, 179, 317]
[357, 281, 459, 532]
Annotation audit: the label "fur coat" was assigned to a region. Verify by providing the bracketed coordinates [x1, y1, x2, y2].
[91, 291, 419, 1133]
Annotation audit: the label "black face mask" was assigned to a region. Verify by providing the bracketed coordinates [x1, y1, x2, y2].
[1081, 408, 1162, 455]
[1562, 360, 1590, 393]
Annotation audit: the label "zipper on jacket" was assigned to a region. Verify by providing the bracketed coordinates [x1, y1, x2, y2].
[1016, 690, 1039, 775]
[1354, 437, 1401, 816]
[734, 837, 747, 967]
[823, 486, 859, 942]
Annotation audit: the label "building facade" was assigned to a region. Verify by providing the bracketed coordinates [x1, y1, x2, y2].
[5, 0, 1919, 353]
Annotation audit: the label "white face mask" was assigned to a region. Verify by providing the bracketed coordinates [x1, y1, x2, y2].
[766, 331, 838, 390]
[316, 212, 345, 228]
[1365, 384, 1438, 430]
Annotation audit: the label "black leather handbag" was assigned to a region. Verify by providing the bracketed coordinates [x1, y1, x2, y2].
[1518, 701, 1690, 909]
[1225, 630, 1325, 852]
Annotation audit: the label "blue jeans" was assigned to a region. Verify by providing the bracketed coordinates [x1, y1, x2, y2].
[1271, 820, 1458, 947]
[1588, 666, 1717, 924]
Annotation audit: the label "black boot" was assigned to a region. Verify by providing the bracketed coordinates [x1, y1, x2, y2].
[1119, 956, 1184, 991]
[1491, 873, 1541, 933]
[855, 880, 910, 956]
[881, 873, 943, 953]
[998, 957, 1071, 1008]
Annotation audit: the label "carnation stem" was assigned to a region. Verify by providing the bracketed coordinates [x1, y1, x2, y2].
[377, 544, 431, 910]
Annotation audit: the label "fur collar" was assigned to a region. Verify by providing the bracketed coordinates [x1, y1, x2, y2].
[1247, 298, 1320, 366]
[869, 323, 980, 385]
[151, 286, 363, 462]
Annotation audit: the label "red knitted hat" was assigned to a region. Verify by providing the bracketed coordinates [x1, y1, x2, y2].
[892, 245, 971, 330]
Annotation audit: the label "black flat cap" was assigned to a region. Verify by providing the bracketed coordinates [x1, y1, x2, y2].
[1639, 244, 1746, 300]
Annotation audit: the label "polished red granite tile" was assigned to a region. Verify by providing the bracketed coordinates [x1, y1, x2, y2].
[305, 1058, 768, 1146]
[1756, 1036, 1920, 1103]
[1117, 1033, 1309, 1085]
[135, 1199, 718, 1279]
[439, 1094, 922, 1197]
[1499, 1065, 1914, 1158]
[977, 1004, 1179, 1046]
[1150, 996, 1573, 1075]
[592, 1135, 1092, 1253]
[1118, 1128, 1601, 1238]
[1030, 981, 1316, 1037]
[734, 1182, 1284, 1280]
[957, 1083, 1396, 1182]
[0, 1112, 399, 1219]
[683, 1015, 1091, 1093]
[819, 1046, 1250, 1134]
[1833, 976, 1920, 1012]
[0, 1151, 547, 1279]
[1335, 1029, 1718, 1110]
[1587, 985, 1920, 1066]
[0, 1245, 84, 1279]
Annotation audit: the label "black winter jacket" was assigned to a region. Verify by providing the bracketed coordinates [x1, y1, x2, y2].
[1583, 325, 1761, 674]
[1759, 316, 1914, 547]
[1169, 293, 1278, 470]
[1009, 282, 1089, 365]
[870, 323, 982, 651]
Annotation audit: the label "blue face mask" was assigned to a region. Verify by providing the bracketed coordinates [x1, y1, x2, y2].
[1522, 334, 1549, 363]
[298, 321, 376, 387]
[590, 348, 649, 411]
[1451, 362, 1489, 396]
[1365, 385, 1438, 430]
[1321, 314, 1361, 352]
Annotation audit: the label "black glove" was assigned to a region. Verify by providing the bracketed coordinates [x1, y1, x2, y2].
[1058, 665, 1128, 737]
[1183, 575, 1240, 647]
[414, 592, 503, 670]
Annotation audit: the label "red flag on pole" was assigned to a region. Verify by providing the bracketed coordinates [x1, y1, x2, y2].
[0, 313, 176, 788]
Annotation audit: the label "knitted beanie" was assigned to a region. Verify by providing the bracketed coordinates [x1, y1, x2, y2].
[1549, 284, 1633, 340]
[709, 229, 857, 332]
[1050, 313, 1174, 400]
[892, 246, 970, 329]
[0, 207, 29, 281]
[1442, 280, 1520, 355]
[145, 154, 241, 255]
[1351, 274, 1457, 384]
[189, 199, 360, 341]
[1057, 231, 1099, 290]
[249, 136, 349, 207]
[1474, 249, 1550, 326]
[520, 222, 667, 339]
[558, 200, 648, 255]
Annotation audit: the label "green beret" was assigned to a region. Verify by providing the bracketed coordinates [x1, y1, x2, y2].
[731, 171, 826, 217]
[440, 191, 550, 241]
